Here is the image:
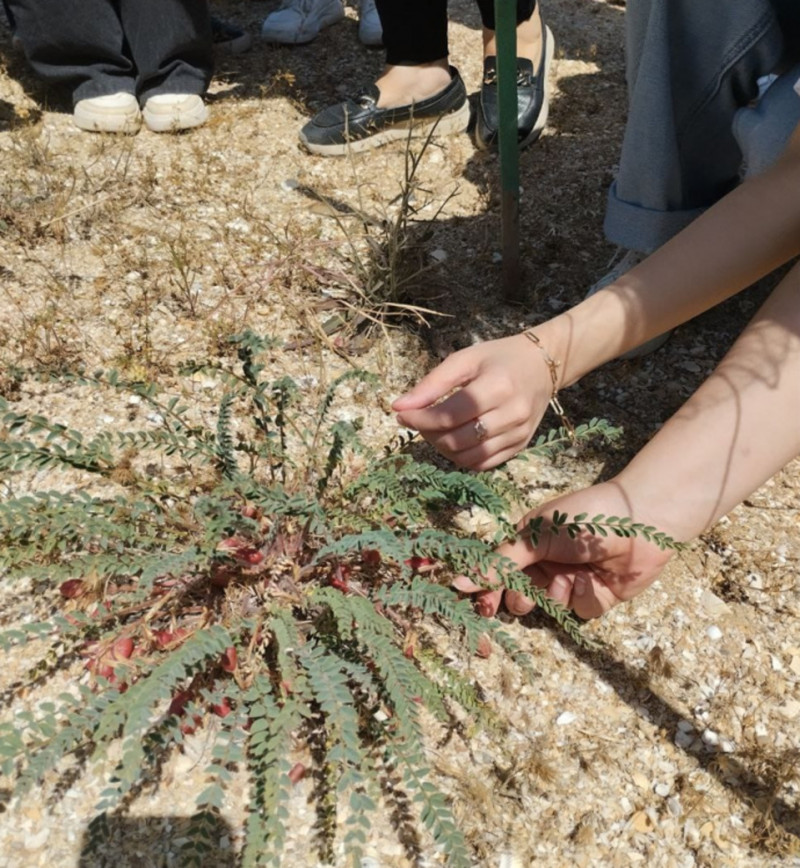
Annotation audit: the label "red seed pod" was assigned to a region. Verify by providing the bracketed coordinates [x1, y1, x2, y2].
[474, 591, 496, 618]
[475, 634, 493, 659]
[244, 549, 264, 565]
[218, 536, 264, 566]
[111, 637, 134, 660]
[288, 762, 307, 784]
[240, 504, 260, 520]
[212, 697, 232, 718]
[154, 628, 189, 648]
[108, 673, 129, 693]
[169, 690, 193, 717]
[220, 646, 237, 673]
[218, 536, 244, 552]
[361, 549, 381, 567]
[403, 642, 416, 660]
[329, 562, 350, 592]
[404, 556, 435, 573]
[85, 655, 114, 680]
[210, 563, 236, 588]
[59, 579, 86, 599]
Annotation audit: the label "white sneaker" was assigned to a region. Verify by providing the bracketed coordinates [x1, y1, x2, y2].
[261, 0, 345, 44]
[586, 248, 672, 359]
[142, 94, 208, 133]
[73, 92, 141, 133]
[358, 0, 382, 46]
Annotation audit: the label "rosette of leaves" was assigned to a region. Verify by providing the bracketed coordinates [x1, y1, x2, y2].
[0, 331, 635, 866]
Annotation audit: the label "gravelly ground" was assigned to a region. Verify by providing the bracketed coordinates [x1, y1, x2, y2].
[0, 1, 798, 866]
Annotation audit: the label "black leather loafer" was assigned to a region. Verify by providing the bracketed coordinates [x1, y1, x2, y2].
[299, 66, 470, 156]
[476, 24, 554, 151]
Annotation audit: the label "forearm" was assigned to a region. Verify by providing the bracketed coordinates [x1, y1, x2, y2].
[613, 262, 800, 540]
[532, 124, 800, 387]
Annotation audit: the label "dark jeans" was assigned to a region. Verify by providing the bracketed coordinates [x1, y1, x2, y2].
[605, 0, 798, 252]
[375, 0, 538, 66]
[2, 0, 15, 29]
[6, 0, 213, 104]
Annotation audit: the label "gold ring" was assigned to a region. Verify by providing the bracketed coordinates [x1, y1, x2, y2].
[473, 418, 488, 442]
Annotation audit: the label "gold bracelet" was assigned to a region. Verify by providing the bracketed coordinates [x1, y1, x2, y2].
[522, 329, 576, 443]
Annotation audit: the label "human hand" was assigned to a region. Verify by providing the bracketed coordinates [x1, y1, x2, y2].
[391, 334, 554, 471]
[453, 481, 678, 620]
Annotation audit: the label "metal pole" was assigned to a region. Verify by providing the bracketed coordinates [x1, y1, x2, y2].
[494, 0, 521, 301]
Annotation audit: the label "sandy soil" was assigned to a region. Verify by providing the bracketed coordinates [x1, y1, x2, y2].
[0, 1, 798, 866]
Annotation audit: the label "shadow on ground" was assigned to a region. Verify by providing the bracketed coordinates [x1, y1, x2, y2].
[78, 811, 236, 868]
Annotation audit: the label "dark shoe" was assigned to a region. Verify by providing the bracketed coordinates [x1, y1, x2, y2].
[210, 16, 252, 54]
[476, 24, 554, 151]
[299, 66, 470, 156]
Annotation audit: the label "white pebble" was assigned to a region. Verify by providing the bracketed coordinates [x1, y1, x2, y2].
[747, 572, 764, 590]
[127, 395, 142, 405]
[683, 820, 700, 847]
[225, 218, 251, 234]
[555, 711, 577, 726]
[430, 248, 448, 263]
[654, 782, 671, 798]
[497, 853, 523, 868]
[147, 412, 165, 425]
[667, 796, 682, 817]
[701, 729, 720, 747]
[281, 178, 299, 191]
[23, 828, 50, 850]
[706, 625, 723, 641]
[719, 738, 736, 753]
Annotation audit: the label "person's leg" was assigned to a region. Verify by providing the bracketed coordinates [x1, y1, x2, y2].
[373, 0, 450, 107]
[120, 0, 212, 102]
[298, 0, 468, 154]
[6, 0, 136, 100]
[477, 0, 539, 65]
[733, 61, 800, 178]
[474, 0, 554, 149]
[605, 0, 785, 253]
[261, 0, 345, 46]
[119, 0, 212, 131]
[210, 15, 252, 55]
[2, 0, 16, 31]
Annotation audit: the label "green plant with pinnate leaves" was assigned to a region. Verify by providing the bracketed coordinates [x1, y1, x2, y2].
[0, 331, 676, 866]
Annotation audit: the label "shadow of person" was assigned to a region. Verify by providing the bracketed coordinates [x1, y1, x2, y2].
[0, 95, 42, 129]
[78, 811, 236, 868]
[0, 15, 69, 120]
